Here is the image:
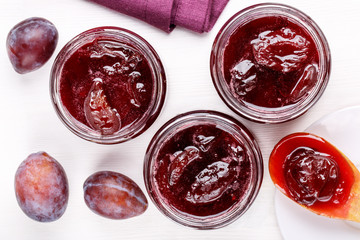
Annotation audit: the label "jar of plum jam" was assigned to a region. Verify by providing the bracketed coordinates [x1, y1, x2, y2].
[50, 27, 166, 144]
[211, 3, 331, 123]
[144, 111, 263, 229]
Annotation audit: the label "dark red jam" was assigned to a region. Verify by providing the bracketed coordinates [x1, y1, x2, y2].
[153, 124, 252, 217]
[223, 16, 319, 108]
[59, 37, 154, 135]
[269, 133, 355, 215]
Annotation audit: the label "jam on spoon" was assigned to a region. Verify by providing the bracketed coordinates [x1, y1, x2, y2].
[269, 132, 360, 222]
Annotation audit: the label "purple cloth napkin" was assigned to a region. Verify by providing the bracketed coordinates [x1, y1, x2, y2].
[90, 0, 229, 33]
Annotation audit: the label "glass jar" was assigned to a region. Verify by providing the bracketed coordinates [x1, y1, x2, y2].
[210, 3, 331, 123]
[50, 27, 166, 144]
[144, 110, 263, 229]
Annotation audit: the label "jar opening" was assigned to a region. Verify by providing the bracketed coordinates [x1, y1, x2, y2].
[50, 27, 166, 144]
[144, 110, 263, 229]
[211, 3, 331, 123]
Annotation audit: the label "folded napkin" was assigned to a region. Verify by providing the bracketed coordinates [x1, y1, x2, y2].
[89, 0, 229, 33]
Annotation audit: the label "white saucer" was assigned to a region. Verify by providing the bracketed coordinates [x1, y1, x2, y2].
[275, 106, 360, 240]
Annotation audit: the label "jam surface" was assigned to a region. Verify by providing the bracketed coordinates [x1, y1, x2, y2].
[223, 16, 320, 108]
[269, 133, 355, 214]
[60, 37, 154, 134]
[154, 124, 252, 217]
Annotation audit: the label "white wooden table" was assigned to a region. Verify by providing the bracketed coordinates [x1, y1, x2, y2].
[1, 0, 360, 239]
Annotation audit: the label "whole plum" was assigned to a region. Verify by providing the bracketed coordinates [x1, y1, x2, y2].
[14, 152, 69, 222]
[6, 17, 58, 74]
[83, 171, 148, 219]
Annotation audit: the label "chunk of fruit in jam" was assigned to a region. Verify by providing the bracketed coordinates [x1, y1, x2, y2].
[83, 171, 148, 219]
[84, 78, 121, 135]
[193, 134, 215, 152]
[285, 64, 318, 103]
[223, 16, 320, 108]
[269, 132, 360, 222]
[154, 125, 252, 217]
[168, 146, 200, 186]
[7, 17, 58, 74]
[15, 152, 69, 222]
[185, 161, 238, 204]
[284, 147, 339, 205]
[251, 28, 310, 73]
[230, 58, 257, 98]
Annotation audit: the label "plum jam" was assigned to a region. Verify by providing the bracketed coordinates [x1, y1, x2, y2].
[224, 17, 319, 108]
[51, 27, 166, 144]
[269, 133, 356, 217]
[211, 3, 331, 123]
[144, 111, 263, 229]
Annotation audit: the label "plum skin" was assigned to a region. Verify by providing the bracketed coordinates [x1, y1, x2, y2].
[83, 171, 148, 219]
[6, 17, 58, 74]
[14, 152, 69, 222]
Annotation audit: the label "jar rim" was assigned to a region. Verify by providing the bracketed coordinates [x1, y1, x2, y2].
[143, 110, 263, 229]
[210, 3, 331, 123]
[50, 26, 166, 144]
